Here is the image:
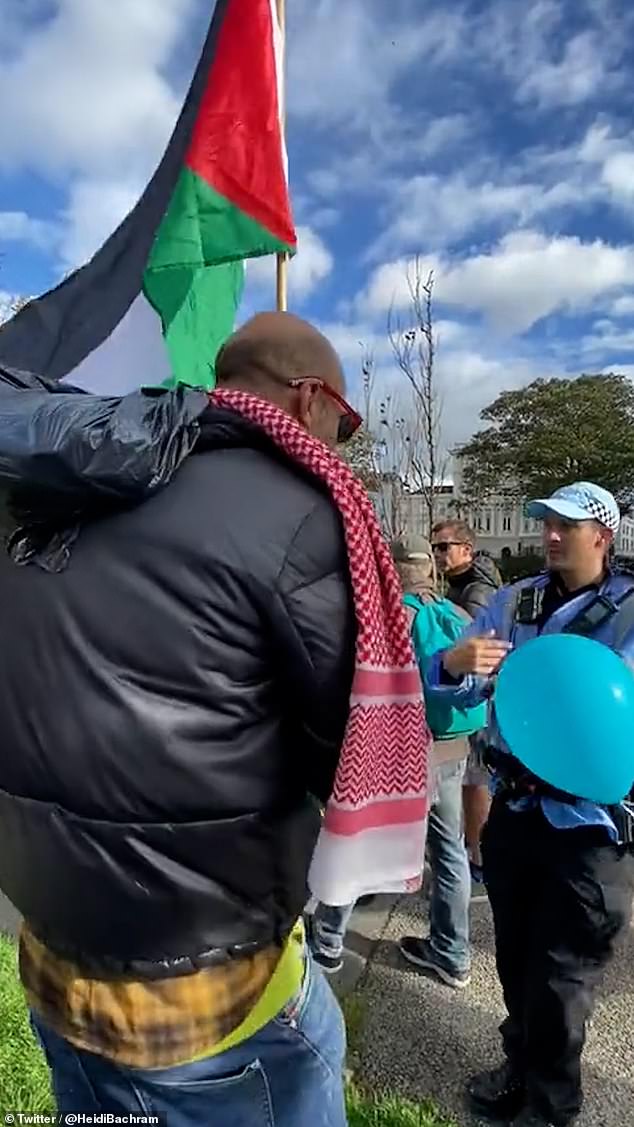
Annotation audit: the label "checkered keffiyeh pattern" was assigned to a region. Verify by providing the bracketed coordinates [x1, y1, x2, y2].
[212, 389, 430, 905]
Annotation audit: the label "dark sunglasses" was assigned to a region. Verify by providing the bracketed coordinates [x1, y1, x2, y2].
[432, 540, 468, 553]
[289, 378, 363, 444]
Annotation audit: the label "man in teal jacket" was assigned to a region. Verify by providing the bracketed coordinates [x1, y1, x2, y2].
[395, 536, 487, 989]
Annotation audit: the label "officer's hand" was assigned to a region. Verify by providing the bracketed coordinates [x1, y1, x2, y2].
[443, 632, 511, 678]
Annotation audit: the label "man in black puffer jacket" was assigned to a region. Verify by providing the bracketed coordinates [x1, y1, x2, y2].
[0, 313, 357, 1127]
[432, 521, 502, 618]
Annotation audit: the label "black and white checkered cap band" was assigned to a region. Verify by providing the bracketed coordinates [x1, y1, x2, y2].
[583, 496, 620, 531]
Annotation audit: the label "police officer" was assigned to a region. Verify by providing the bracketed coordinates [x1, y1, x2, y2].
[427, 482, 634, 1127]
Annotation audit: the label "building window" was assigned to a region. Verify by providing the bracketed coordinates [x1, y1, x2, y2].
[485, 511, 492, 532]
[502, 514, 512, 532]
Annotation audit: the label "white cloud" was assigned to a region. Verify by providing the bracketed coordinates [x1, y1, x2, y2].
[517, 30, 611, 109]
[466, 0, 630, 113]
[359, 232, 634, 334]
[317, 321, 393, 371]
[0, 0, 195, 180]
[434, 348, 548, 449]
[246, 226, 333, 305]
[600, 152, 634, 206]
[601, 364, 634, 379]
[287, 0, 465, 133]
[365, 124, 617, 258]
[419, 115, 470, 157]
[286, 226, 334, 300]
[0, 210, 57, 250]
[578, 122, 634, 210]
[317, 316, 473, 380]
[367, 173, 572, 259]
[581, 320, 634, 359]
[370, 177, 530, 258]
[59, 178, 142, 271]
[0, 1, 202, 280]
[611, 295, 634, 318]
[315, 314, 552, 449]
[310, 207, 341, 231]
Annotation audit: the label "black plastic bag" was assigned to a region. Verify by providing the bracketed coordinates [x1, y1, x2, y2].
[0, 371, 209, 572]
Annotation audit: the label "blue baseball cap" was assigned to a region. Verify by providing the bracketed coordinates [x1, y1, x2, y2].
[526, 481, 620, 533]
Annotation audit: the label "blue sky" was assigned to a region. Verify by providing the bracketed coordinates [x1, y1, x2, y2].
[2, 0, 634, 448]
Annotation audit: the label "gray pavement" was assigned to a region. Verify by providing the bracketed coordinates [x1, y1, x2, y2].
[342, 888, 634, 1127]
[0, 890, 20, 937]
[4, 883, 633, 1124]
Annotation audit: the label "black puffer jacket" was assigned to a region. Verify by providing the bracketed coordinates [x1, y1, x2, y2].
[0, 406, 355, 978]
[446, 553, 502, 617]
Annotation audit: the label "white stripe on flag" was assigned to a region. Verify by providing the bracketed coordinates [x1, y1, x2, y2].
[65, 294, 171, 395]
[269, 0, 288, 180]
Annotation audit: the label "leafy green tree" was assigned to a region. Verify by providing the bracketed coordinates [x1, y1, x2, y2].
[457, 374, 634, 510]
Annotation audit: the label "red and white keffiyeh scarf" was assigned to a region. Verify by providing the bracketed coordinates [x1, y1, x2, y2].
[211, 388, 431, 906]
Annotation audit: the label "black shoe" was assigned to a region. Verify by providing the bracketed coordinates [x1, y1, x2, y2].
[467, 1061, 525, 1120]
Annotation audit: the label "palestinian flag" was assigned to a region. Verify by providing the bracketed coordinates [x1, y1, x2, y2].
[0, 0, 296, 394]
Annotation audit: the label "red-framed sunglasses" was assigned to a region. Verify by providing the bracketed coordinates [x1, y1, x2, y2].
[288, 378, 363, 444]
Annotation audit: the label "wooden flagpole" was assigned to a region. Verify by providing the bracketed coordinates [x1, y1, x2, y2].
[275, 0, 288, 312]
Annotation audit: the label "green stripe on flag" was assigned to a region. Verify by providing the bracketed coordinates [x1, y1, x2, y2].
[143, 166, 294, 388]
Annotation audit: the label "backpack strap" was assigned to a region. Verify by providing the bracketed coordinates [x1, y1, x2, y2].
[562, 585, 634, 641]
[606, 587, 634, 654]
[509, 577, 634, 645]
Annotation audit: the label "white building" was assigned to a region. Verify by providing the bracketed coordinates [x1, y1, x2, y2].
[375, 458, 634, 559]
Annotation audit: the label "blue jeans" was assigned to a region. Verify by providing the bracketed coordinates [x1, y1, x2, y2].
[31, 957, 347, 1127]
[310, 902, 355, 959]
[310, 761, 471, 974]
[427, 757, 471, 975]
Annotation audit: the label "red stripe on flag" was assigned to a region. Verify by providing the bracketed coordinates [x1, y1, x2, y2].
[186, 0, 296, 248]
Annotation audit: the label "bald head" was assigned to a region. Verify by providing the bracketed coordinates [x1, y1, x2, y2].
[215, 312, 347, 447]
[216, 312, 344, 392]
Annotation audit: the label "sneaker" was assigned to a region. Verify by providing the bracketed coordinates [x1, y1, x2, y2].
[467, 1061, 525, 1120]
[311, 949, 344, 975]
[306, 915, 344, 975]
[399, 937, 471, 989]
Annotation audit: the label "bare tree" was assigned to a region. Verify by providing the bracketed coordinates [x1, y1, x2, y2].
[357, 346, 432, 542]
[387, 260, 447, 535]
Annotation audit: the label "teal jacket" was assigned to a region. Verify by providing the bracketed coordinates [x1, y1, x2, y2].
[403, 592, 487, 740]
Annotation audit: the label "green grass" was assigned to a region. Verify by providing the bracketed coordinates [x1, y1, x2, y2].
[0, 933, 455, 1126]
[0, 934, 53, 1114]
[346, 1086, 457, 1127]
[341, 988, 456, 1126]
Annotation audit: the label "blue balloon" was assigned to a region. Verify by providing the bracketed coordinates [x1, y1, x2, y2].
[494, 633, 634, 805]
